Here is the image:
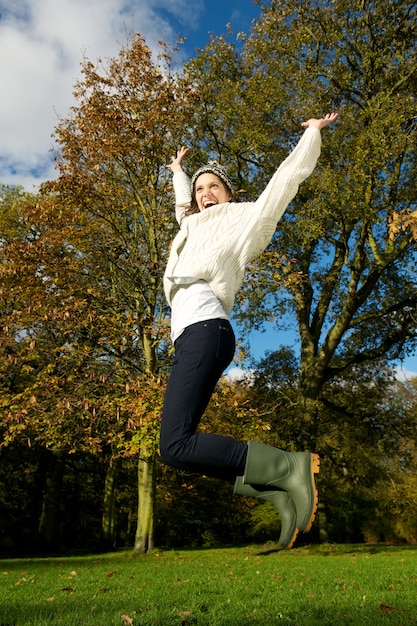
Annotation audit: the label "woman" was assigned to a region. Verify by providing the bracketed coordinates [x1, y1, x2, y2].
[160, 113, 338, 548]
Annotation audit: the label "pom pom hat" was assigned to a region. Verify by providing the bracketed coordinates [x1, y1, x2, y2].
[190, 160, 234, 197]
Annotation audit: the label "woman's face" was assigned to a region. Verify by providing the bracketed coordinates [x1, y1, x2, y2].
[194, 173, 232, 212]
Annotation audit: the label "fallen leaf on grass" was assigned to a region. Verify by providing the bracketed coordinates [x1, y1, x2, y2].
[178, 610, 194, 624]
[120, 615, 134, 625]
[380, 603, 404, 614]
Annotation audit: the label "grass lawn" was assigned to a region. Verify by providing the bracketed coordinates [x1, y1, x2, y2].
[1, 543, 416, 625]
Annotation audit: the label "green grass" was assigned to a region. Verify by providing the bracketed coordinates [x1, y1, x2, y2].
[1, 544, 416, 625]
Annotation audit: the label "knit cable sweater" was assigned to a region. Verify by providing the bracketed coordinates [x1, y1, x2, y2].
[164, 126, 322, 314]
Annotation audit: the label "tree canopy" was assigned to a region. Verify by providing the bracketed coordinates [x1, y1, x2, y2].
[183, 0, 417, 407]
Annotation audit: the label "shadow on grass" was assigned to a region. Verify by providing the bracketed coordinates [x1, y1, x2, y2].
[2, 542, 417, 565]
[256, 541, 417, 557]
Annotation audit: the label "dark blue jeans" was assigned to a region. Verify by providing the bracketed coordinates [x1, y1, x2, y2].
[160, 319, 248, 480]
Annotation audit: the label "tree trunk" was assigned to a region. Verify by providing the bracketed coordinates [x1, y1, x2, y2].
[134, 329, 158, 553]
[317, 501, 329, 543]
[38, 450, 64, 548]
[101, 457, 119, 548]
[134, 449, 156, 553]
[295, 392, 322, 449]
[296, 392, 328, 540]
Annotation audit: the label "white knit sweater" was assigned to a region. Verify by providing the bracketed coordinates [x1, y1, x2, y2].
[164, 127, 322, 314]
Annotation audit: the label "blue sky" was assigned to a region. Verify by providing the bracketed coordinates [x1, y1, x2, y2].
[156, 0, 261, 53]
[1, 0, 415, 379]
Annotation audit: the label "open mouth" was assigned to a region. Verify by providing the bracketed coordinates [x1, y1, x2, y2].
[203, 201, 216, 209]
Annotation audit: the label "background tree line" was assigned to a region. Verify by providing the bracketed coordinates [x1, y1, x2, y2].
[1, 0, 417, 554]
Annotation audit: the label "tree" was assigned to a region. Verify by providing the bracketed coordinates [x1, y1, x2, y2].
[1, 35, 196, 552]
[182, 0, 417, 433]
[45, 35, 198, 552]
[171, 1, 417, 541]
[361, 375, 417, 543]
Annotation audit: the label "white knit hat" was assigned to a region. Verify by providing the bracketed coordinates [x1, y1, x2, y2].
[190, 160, 234, 196]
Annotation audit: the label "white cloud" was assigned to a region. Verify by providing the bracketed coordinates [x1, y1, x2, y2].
[224, 366, 255, 384]
[394, 365, 417, 382]
[224, 362, 417, 386]
[0, 0, 203, 190]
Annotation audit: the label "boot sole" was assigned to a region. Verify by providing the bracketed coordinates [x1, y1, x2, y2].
[284, 528, 299, 549]
[303, 453, 320, 533]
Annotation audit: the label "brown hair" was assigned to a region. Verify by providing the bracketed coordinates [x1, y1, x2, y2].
[183, 174, 234, 219]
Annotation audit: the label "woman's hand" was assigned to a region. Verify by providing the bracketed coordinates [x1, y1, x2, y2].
[167, 146, 190, 173]
[301, 112, 339, 130]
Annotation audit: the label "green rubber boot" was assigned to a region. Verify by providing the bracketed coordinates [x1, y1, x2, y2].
[233, 477, 298, 548]
[243, 441, 320, 533]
